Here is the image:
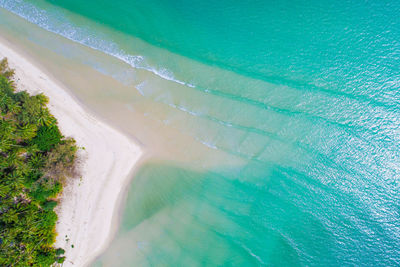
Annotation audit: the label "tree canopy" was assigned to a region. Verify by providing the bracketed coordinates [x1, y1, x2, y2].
[0, 58, 78, 266]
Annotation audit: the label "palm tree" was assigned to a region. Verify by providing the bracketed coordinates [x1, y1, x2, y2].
[0, 138, 13, 152]
[37, 110, 56, 127]
[6, 152, 24, 169]
[17, 123, 37, 140]
[0, 58, 15, 79]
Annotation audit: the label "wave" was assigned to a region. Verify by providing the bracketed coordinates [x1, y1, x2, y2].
[3, 0, 397, 180]
[0, 0, 196, 88]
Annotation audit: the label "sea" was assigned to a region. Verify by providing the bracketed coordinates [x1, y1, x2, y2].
[0, 0, 399, 265]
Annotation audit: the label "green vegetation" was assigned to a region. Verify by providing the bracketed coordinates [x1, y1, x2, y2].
[0, 58, 78, 266]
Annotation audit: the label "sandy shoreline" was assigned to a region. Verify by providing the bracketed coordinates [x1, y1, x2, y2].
[0, 39, 142, 266]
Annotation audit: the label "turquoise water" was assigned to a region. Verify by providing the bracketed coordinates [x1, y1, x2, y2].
[1, 0, 400, 265]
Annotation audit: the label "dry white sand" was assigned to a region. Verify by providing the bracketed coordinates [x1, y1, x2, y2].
[0, 40, 142, 266]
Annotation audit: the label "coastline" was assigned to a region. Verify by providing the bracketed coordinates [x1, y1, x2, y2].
[0, 38, 143, 266]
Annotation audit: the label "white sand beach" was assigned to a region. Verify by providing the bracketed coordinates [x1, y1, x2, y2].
[0, 39, 142, 266]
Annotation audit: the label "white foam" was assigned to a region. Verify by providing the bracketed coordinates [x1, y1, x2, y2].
[0, 0, 196, 89]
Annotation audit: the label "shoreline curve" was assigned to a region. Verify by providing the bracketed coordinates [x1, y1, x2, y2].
[0, 37, 143, 266]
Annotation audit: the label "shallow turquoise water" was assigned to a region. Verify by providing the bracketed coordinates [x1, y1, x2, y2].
[1, 0, 400, 265]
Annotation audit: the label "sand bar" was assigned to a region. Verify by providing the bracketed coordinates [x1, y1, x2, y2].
[0, 38, 142, 266]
